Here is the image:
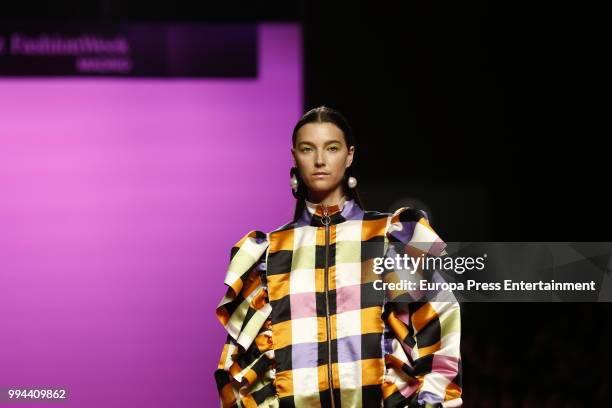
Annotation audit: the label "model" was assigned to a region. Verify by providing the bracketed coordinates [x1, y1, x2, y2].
[214, 106, 462, 408]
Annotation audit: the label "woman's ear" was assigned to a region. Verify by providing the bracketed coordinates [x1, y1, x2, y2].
[346, 145, 355, 168]
[291, 147, 297, 166]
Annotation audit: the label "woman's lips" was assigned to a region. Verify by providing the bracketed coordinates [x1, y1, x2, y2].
[312, 173, 329, 179]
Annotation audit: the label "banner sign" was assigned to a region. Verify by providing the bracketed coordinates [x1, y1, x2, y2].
[0, 22, 258, 77]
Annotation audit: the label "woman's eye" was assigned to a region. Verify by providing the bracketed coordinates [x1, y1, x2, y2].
[301, 147, 313, 153]
[328, 145, 339, 152]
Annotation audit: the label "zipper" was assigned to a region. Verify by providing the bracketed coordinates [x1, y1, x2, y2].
[321, 204, 335, 408]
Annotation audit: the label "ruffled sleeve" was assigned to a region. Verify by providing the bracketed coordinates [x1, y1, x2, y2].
[214, 230, 278, 408]
[381, 207, 463, 408]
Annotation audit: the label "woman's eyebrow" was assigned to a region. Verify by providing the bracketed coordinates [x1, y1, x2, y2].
[298, 139, 343, 146]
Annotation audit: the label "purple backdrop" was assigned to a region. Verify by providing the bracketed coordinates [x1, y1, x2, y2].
[0, 24, 300, 407]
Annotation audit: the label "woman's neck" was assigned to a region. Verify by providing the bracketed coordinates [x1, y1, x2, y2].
[306, 188, 347, 207]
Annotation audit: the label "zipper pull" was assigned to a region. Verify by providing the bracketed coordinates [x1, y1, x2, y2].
[321, 204, 330, 226]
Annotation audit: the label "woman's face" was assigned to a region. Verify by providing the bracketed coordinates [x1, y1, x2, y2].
[292, 122, 354, 196]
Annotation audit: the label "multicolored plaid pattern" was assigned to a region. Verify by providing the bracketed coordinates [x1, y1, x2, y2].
[215, 198, 462, 407]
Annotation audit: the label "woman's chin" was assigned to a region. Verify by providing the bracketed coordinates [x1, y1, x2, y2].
[305, 183, 338, 194]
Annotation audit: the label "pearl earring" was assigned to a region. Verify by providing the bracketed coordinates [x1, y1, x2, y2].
[348, 176, 357, 189]
[290, 174, 299, 192]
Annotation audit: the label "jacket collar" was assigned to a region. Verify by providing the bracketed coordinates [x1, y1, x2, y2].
[304, 195, 348, 218]
[299, 196, 360, 227]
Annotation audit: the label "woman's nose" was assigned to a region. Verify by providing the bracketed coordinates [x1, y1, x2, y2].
[315, 150, 325, 166]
